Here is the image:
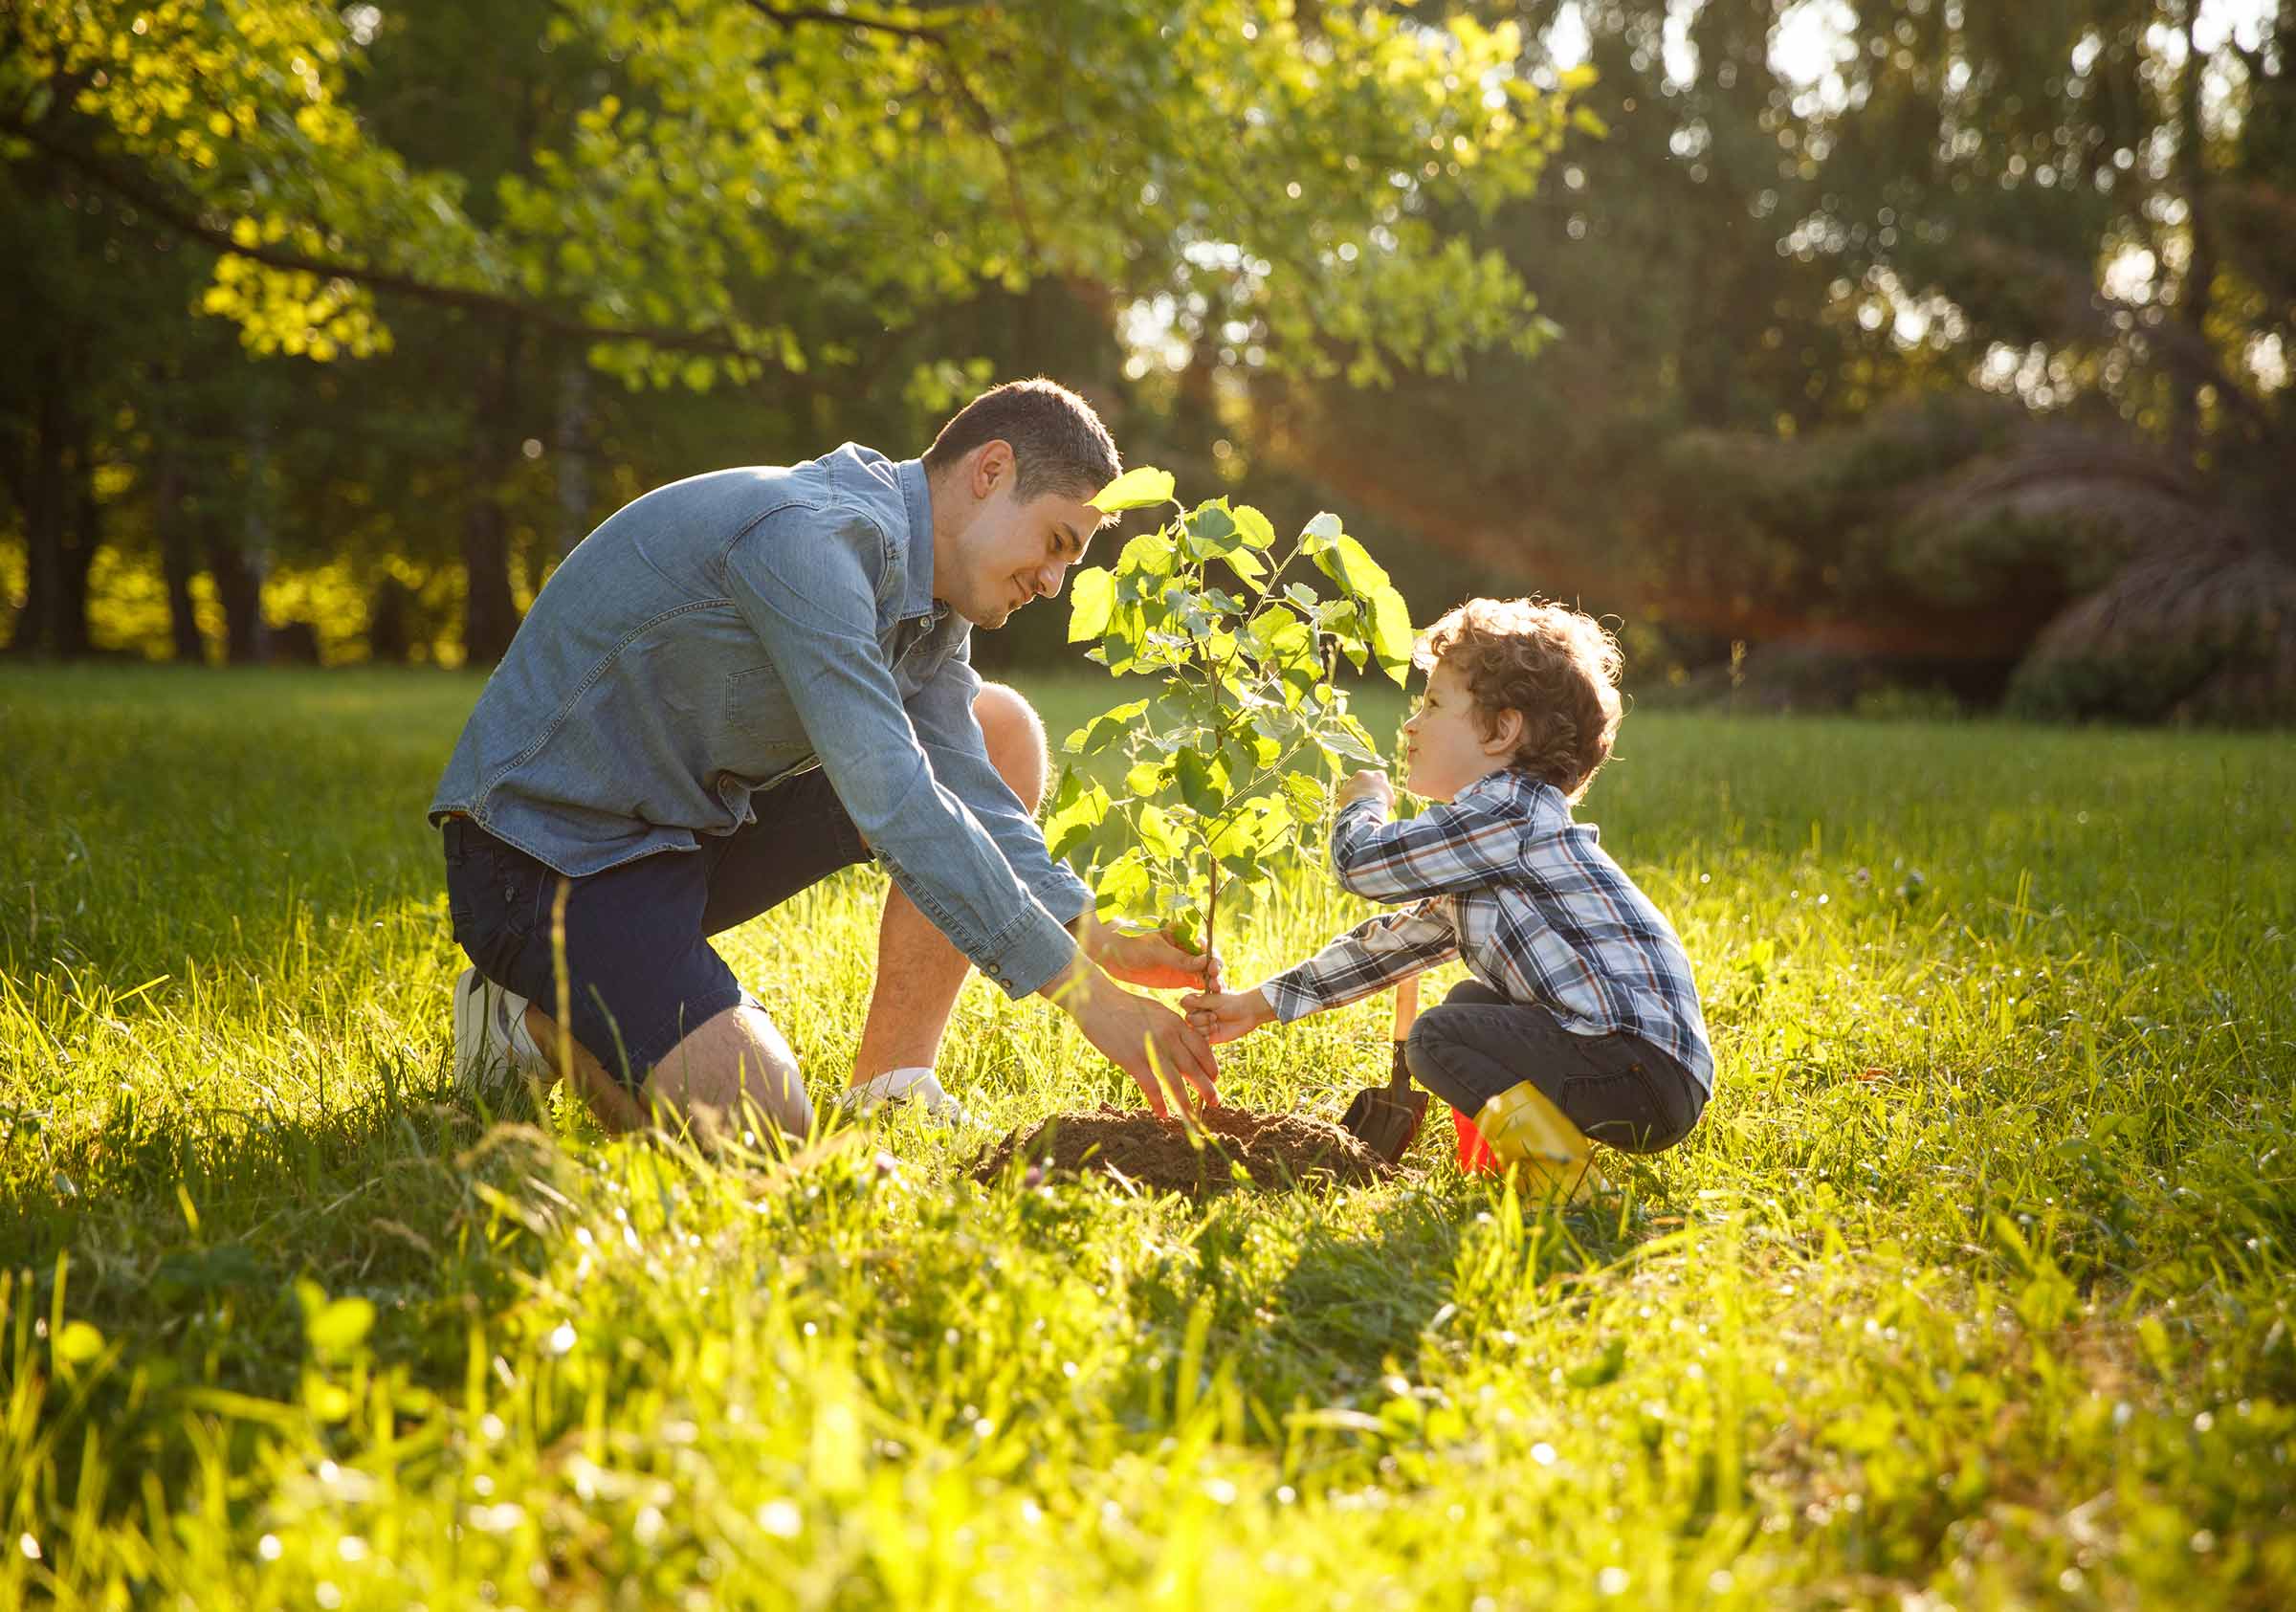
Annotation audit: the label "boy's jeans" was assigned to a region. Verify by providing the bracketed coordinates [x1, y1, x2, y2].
[1403, 981, 1707, 1154]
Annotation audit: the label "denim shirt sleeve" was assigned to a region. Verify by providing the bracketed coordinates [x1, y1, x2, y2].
[718, 505, 1079, 998]
[907, 646, 1093, 929]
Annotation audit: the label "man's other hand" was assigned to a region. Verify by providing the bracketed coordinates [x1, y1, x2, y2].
[1041, 955, 1220, 1118]
[1074, 911, 1225, 992]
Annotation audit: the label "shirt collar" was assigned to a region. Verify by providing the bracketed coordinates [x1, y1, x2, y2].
[1458, 768, 1564, 814]
[894, 457, 942, 622]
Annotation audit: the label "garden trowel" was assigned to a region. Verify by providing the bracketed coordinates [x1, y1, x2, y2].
[1339, 974, 1428, 1163]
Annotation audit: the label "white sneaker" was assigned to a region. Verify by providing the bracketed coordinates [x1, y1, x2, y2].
[836, 1067, 972, 1126]
[451, 967, 553, 1109]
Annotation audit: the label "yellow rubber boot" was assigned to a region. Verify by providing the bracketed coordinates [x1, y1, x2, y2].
[1472, 1080, 1605, 1203]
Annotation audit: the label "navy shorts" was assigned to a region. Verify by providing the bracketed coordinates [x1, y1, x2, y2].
[442, 767, 872, 1091]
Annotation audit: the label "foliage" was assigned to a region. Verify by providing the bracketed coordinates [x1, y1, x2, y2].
[2, 0, 1590, 388]
[1045, 467, 1413, 956]
[3, 669, 2294, 1602]
[1257, 1, 2293, 707]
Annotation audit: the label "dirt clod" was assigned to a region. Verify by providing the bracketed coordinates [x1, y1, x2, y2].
[973, 1104, 1391, 1196]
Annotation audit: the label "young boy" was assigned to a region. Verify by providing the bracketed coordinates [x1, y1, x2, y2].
[1181, 597, 1713, 1196]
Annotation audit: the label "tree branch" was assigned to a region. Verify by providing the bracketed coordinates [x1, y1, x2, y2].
[741, 1, 952, 44]
[739, 0, 1041, 260]
[1, 114, 775, 364]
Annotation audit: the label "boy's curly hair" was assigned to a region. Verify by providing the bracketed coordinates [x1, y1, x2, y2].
[1415, 597, 1624, 802]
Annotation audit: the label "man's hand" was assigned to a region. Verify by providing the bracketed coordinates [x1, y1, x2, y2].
[1180, 986, 1278, 1046]
[1042, 954, 1220, 1118]
[1337, 768, 1396, 813]
[1076, 909, 1226, 991]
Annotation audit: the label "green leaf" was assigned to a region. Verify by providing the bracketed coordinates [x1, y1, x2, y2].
[1136, 803, 1184, 859]
[1068, 567, 1115, 643]
[307, 1295, 375, 1355]
[1092, 466, 1177, 512]
[1175, 748, 1228, 815]
[1101, 603, 1146, 671]
[1093, 849, 1154, 920]
[1564, 1336, 1626, 1389]
[1045, 777, 1112, 862]
[1232, 504, 1276, 551]
[1124, 760, 1168, 798]
[1222, 549, 1267, 591]
[1067, 699, 1148, 756]
[1318, 721, 1382, 767]
[1281, 771, 1328, 824]
[1369, 585, 1415, 687]
[1303, 512, 1344, 541]
[1311, 535, 1391, 600]
[1115, 531, 1176, 582]
[1169, 909, 1203, 956]
[1247, 607, 1314, 663]
[54, 1320, 103, 1366]
[1183, 501, 1246, 561]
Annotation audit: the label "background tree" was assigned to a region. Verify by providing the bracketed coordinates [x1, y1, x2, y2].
[3, 0, 1588, 659]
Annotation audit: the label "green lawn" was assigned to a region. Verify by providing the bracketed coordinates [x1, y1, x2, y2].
[2, 664, 2291, 1608]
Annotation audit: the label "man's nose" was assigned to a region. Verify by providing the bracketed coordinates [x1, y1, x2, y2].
[1033, 561, 1068, 599]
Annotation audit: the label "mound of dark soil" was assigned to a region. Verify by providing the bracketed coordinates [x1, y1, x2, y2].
[973, 1104, 1390, 1197]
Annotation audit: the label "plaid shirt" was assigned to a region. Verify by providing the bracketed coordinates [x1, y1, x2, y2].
[1263, 769, 1714, 1090]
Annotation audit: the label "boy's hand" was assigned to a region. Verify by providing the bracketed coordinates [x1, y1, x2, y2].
[1180, 985, 1278, 1046]
[1336, 769, 1396, 812]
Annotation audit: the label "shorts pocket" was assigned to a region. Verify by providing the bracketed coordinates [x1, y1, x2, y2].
[450, 839, 543, 985]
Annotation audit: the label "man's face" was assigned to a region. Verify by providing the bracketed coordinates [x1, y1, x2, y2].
[944, 443, 1103, 629]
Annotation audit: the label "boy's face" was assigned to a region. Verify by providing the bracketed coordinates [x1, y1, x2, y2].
[1401, 660, 1521, 802]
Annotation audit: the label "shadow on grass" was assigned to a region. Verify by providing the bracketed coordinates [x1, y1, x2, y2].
[0, 1073, 554, 1392]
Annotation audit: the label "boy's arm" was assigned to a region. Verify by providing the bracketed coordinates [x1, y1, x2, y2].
[1261, 900, 1461, 1023]
[1327, 788, 1531, 903]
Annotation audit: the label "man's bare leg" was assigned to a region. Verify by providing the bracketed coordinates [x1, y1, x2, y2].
[849, 681, 1049, 1086]
[520, 1000, 810, 1147]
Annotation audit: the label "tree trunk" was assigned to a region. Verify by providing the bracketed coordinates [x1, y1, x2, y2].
[14, 378, 68, 655]
[154, 446, 205, 663]
[461, 320, 524, 663]
[12, 372, 99, 657]
[61, 441, 99, 655]
[2169, 6, 2218, 471]
[554, 352, 591, 562]
[208, 520, 263, 665]
[242, 406, 274, 662]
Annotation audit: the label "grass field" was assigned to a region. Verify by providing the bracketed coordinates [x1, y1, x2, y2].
[2, 664, 2292, 1609]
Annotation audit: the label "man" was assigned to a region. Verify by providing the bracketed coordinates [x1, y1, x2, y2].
[432, 378, 1219, 1142]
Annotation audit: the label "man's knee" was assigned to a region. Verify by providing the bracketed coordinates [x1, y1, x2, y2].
[646, 1004, 811, 1142]
[974, 681, 1049, 812]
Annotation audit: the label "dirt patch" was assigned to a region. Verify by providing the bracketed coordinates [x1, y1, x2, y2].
[972, 1104, 1391, 1197]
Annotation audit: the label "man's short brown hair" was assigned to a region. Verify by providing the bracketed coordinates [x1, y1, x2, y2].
[922, 377, 1121, 512]
[1417, 597, 1625, 802]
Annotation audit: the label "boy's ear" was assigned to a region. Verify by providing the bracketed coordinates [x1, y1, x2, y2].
[1484, 708, 1524, 757]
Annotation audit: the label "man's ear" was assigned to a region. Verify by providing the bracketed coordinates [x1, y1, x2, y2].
[971, 439, 1014, 499]
[1485, 708, 1524, 758]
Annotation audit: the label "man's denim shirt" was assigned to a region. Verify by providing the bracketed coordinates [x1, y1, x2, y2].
[429, 445, 1090, 999]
